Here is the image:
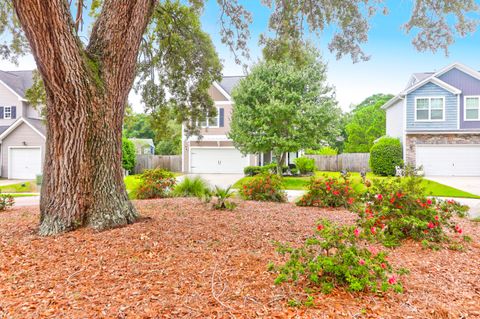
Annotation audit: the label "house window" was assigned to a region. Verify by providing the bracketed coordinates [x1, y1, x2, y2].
[465, 96, 480, 120]
[200, 108, 219, 128]
[415, 97, 444, 121]
[4, 106, 11, 119]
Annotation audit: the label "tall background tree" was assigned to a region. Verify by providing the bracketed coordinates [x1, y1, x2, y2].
[0, 0, 477, 234]
[229, 50, 341, 175]
[343, 94, 393, 153]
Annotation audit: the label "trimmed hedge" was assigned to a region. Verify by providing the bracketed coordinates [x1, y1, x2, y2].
[244, 163, 277, 176]
[294, 156, 315, 175]
[122, 138, 136, 173]
[369, 137, 403, 176]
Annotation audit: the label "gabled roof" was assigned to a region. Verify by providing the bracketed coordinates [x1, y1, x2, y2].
[384, 62, 477, 110]
[0, 117, 46, 141]
[213, 75, 245, 101]
[0, 70, 34, 99]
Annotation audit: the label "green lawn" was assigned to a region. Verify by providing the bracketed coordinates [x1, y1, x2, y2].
[233, 171, 480, 199]
[0, 181, 36, 193]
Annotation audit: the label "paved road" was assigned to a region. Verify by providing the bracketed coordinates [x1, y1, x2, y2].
[0, 179, 32, 186]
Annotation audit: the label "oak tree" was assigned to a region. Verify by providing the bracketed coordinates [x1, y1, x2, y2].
[0, 0, 476, 234]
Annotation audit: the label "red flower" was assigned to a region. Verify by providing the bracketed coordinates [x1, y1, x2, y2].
[370, 227, 376, 235]
[317, 224, 324, 231]
[397, 192, 404, 198]
[376, 194, 383, 200]
[348, 198, 355, 205]
[326, 185, 331, 191]
[359, 259, 366, 266]
[388, 275, 397, 285]
[389, 197, 395, 204]
[434, 215, 439, 221]
[333, 190, 340, 196]
[427, 222, 435, 229]
[380, 263, 387, 269]
[426, 199, 432, 205]
[354, 228, 360, 237]
[455, 225, 462, 234]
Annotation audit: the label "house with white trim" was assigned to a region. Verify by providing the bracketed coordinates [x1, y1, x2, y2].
[0, 70, 45, 179]
[383, 62, 480, 176]
[182, 76, 300, 174]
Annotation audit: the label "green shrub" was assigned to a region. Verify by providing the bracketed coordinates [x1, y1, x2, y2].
[0, 192, 14, 211]
[243, 163, 276, 176]
[294, 157, 315, 175]
[211, 185, 237, 210]
[122, 138, 136, 173]
[136, 169, 176, 199]
[272, 220, 403, 294]
[296, 174, 357, 208]
[369, 137, 403, 176]
[172, 176, 211, 198]
[239, 173, 286, 202]
[354, 176, 469, 247]
[305, 146, 337, 156]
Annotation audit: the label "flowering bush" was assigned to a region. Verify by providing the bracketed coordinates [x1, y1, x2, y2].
[136, 169, 177, 199]
[272, 220, 403, 294]
[0, 192, 14, 211]
[239, 173, 286, 202]
[355, 177, 469, 247]
[296, 175, 357, 208]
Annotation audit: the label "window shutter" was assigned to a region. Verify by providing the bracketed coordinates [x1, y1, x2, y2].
[11, 106, 16, 119]
[219, 108, 224, 127]
[0, 107, 4, 119]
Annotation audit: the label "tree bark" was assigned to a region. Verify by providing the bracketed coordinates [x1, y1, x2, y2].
[274, 151, 287, 176]
[12, 0, 156, 235]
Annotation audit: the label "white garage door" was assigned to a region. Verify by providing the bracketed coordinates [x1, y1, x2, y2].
[190, 148, 248, 174]
[9, 147, 42, 179]
[416, 145, 480, 176]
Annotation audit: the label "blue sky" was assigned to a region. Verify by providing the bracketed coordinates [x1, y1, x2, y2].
[2, 1, 480, 112]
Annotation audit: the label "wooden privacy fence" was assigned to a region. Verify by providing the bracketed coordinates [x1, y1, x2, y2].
[305, 153, 370, 172]
[134, 155, 182, 174]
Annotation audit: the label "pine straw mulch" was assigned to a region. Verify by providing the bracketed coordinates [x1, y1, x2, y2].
[0, 198, 479, 319]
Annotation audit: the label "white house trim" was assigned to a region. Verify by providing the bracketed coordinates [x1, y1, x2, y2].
[406, 130, 480, 134]
[382, 94, 404, 110]
[214, 101, 233, 106]
[433, 62, 480, 82]
[187, 134, 231, 141]
[213, 82, 232, 101]
[0, 117, 46, 141]
[0, 79, 28, 102]
[403, 77, 461, 95]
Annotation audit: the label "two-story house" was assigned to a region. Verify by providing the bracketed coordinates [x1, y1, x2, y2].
[0, 70, 45, 179]
[182, 76, 301, 174]
[383, 62, 480, 176]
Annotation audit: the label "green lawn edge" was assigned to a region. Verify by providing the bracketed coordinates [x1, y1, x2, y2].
[232, 171, 480, 199]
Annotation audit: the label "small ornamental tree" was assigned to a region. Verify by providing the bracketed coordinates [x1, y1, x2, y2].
[369, 137, 403, 176]
[229, 51, 340, 175]
[122, 138, 137, 173]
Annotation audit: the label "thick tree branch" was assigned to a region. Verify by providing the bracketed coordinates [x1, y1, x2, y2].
[12, 0, 88, 93]
[87, 0, 156, 95]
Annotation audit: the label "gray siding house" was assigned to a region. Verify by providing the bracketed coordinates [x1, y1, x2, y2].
[383, 62, 480, 176]
[0, 70, 46, 179]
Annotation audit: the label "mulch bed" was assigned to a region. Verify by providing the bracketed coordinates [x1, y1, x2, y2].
[0, 198, 479, 318]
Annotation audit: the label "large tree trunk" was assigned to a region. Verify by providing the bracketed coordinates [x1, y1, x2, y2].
[13, 0, 156, 235]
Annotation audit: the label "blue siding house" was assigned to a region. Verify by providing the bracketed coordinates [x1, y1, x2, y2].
[383, 63, 480, 176]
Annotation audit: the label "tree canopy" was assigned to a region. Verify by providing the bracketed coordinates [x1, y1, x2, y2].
[343, 94, 393, 153]
[229, 51, 340, 174]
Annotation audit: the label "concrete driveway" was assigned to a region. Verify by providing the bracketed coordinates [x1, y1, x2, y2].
[426, 176, 480, 196]
[180, 173, 243, 189]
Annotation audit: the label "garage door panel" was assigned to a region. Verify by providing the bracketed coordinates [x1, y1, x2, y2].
[191, 148, 247, 174]
[416, 145, 480, 176]
[10, 148, 42, 179]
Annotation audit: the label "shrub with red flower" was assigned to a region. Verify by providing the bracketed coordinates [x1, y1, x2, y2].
[135, 169, 177, 199]
[238, 173, 286, 202]
[296, 174, 357, 208]
[354, 176, 469, 247]
[272, 220, 403, 294]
